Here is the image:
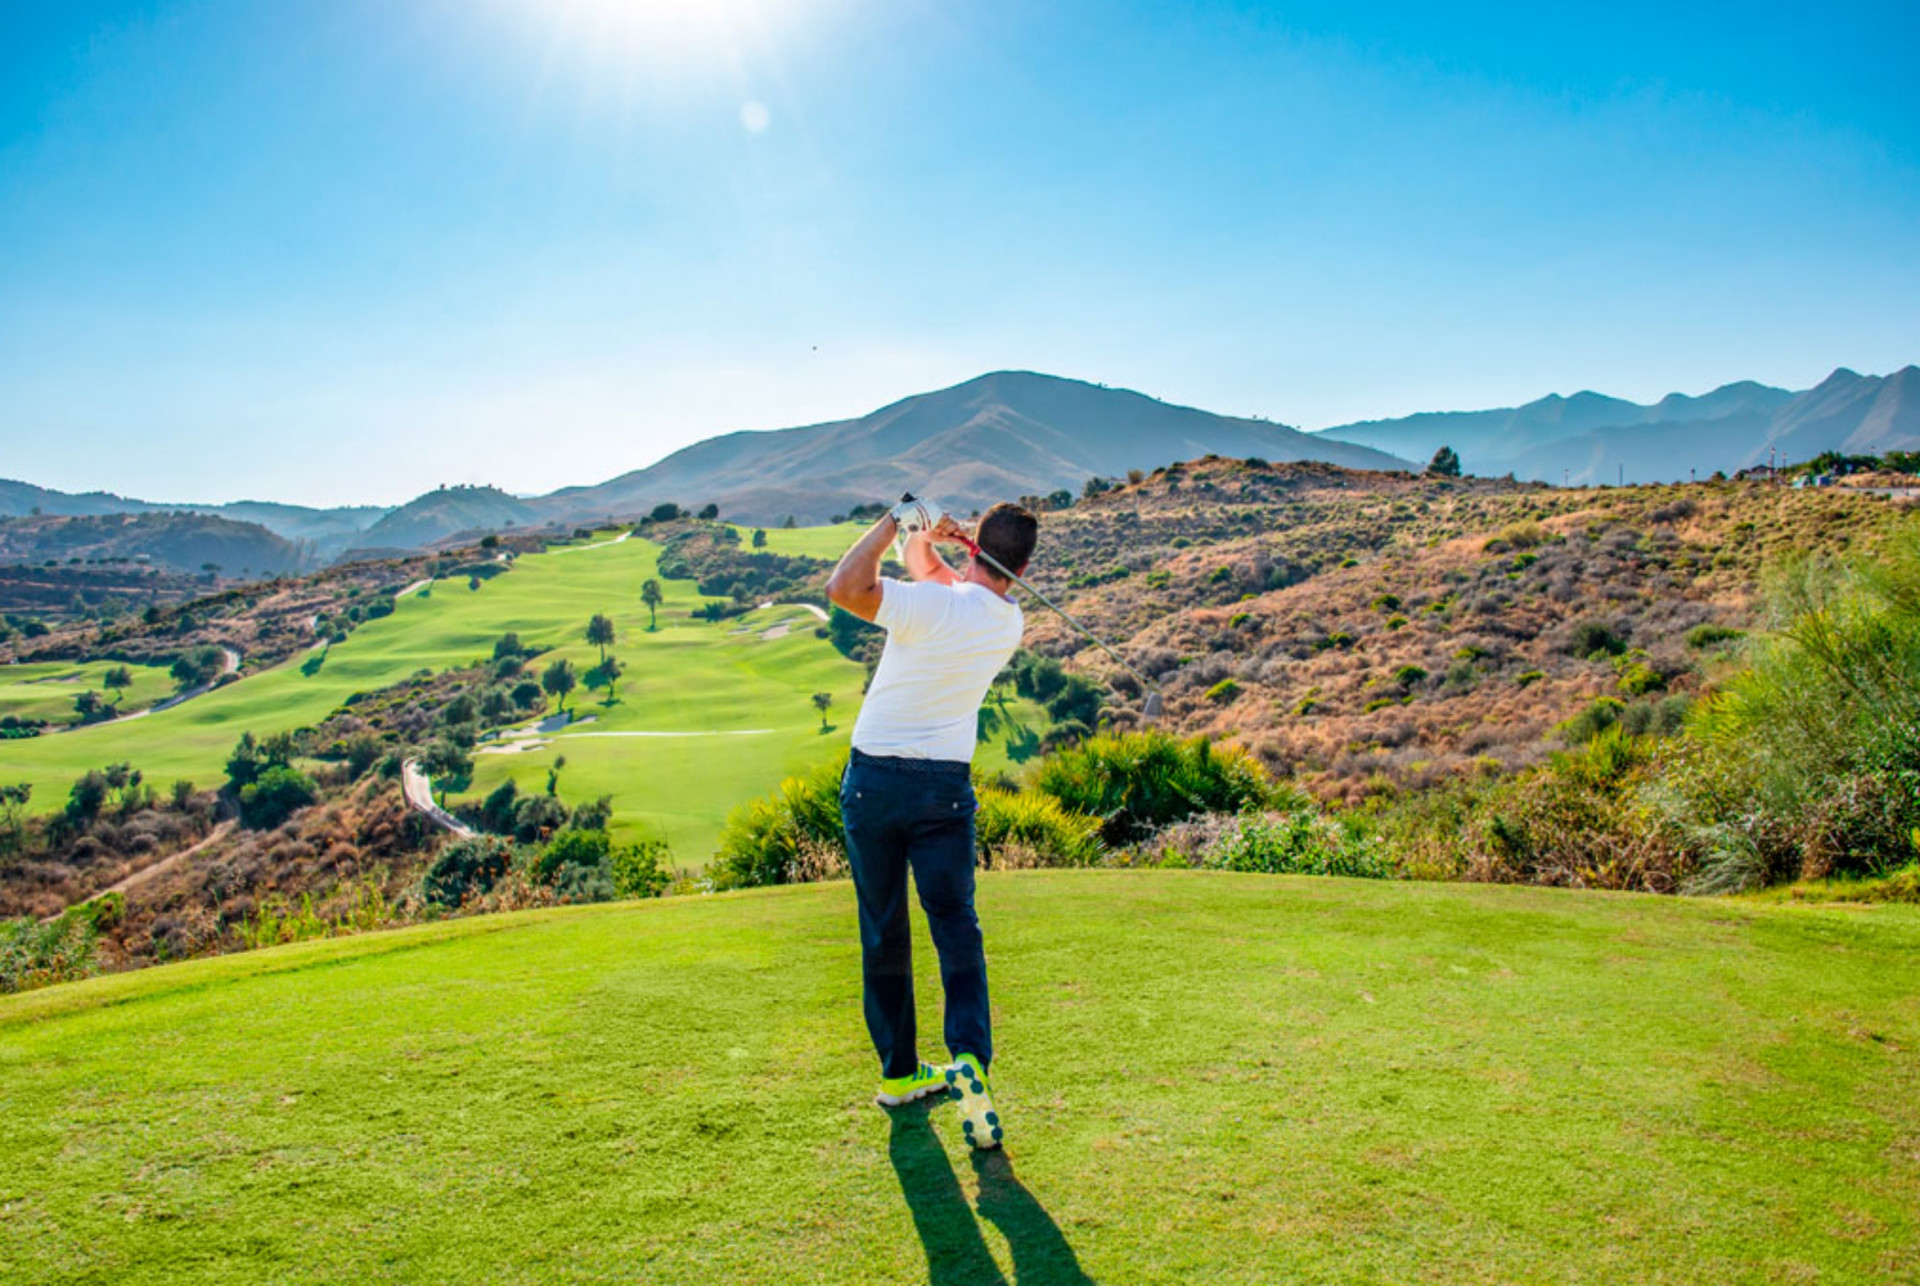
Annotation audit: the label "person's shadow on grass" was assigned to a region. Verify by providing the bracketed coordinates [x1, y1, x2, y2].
[887, 1102, 1096, 1286]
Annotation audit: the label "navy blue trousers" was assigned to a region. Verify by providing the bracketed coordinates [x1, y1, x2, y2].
[841, 749, 991, 1079]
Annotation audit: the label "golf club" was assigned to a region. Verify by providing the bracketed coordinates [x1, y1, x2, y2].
[895, 493, 1166, 722]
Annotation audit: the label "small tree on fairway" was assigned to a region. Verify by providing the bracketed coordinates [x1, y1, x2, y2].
[751, 528, 767, 548]
[812, 691, 833, 731]
[641, 579, 664, 631]
[600, 654, 623, 703]
[541, 659, 577, 713]
[1427, 445, 1462, 478]
[103, 665, 133, 708]
[419, 739, 472, 806]
[586, 613, 615, 663]
[73, 690, 106, 722]
[546, 755, 567, 797]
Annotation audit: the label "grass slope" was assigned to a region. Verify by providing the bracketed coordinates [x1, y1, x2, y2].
[2, 873, 1914, 1284]
[0, 661, 175, 727]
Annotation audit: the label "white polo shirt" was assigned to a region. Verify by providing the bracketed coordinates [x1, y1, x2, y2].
[851, 578, 1025, 764]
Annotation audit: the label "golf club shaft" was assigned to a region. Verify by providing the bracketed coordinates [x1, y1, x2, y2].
[965, 542, 1163, 702]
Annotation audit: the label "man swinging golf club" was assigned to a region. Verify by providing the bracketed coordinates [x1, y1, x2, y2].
[825, 497, 1039, 1150]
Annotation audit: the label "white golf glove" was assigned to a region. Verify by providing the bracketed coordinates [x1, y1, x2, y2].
[888, 496, 939, 532]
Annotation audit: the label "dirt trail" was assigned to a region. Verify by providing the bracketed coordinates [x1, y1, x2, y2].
[40, 820, 236, 923]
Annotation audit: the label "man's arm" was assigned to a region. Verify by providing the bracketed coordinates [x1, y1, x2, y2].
[902, 529, 961, 586]
[825, 515, 898, 622]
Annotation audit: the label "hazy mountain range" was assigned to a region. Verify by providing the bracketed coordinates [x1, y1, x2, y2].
[4, 365, 1915, 570]
[1317, 365, 1920, 484]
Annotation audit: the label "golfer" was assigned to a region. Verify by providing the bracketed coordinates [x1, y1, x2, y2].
[825, 499, 1039, 1149]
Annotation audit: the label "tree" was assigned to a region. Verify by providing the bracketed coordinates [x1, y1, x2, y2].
[599, 654, 623, 703]
[73, 690, 107, 723]
[541, 659, 577, 713]
[0, 782, 31, 857]
[103, 665, 133, 708]
[751, 528, 768, 548]
[812, 691, 834, 731]
[611, 839, 672, 898]
[170, 645, 225, 692]
[419, 739, 473, 806]
[641, 579, 664, 631]
[586, 613, 615, 662]
[239, 765, 317, 829]
[546, 755, 567, 797]
[493, 632, 525, 661]
[697, 503, 720, 521]
[649, 502, 682, 523]
[781, 515, 796, 529]
[1427, 445, 1462, 478]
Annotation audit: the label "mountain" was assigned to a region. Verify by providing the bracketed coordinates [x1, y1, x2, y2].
[346, 485, 542, 555]
[0, 480, 387, 556]
[531, 371, 1411, 525]
[1315, 367, 1919, 484]
[0, 511, 309, 577]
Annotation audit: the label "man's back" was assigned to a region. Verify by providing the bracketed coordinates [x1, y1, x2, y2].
[853, 578, 1023, 763]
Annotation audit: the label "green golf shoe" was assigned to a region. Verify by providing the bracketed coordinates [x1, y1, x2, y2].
[875, 1061, 949, 1107]
[946, 1054, 1002, 1150]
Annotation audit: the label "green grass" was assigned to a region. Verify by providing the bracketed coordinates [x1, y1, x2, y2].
[0, 660, 176, 727]
[3, 873, 1915, 1283]
[0, 530, 1044, 861]
[728, 521, 869, 560]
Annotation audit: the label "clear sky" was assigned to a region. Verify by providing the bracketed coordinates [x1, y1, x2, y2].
[2, 0, 1916, 506]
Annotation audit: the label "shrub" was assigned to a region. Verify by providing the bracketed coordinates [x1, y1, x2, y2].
[1204, 678, 1242, 704]
[421, 835, 515, 908]
[1031, 732, 1284, 845]
[1203, 810, 1394, 879]
[611, 840, 673, 898]
[974, 790, 1105, 867]
[1615, 661, 1667, 697]
[1558, 696, 1625, 745]
[1393, 665, 1428, 688]
[1566, 620, 1627, 659]
[238, 765, 317, 830]
[533, 828, 616, 902]
[1685, 623, 1745, 649]
[1655, 530, 1920, 885]
[711, 756, 847, 889]
[0, 910, 99, 994]
[1514, 670, 1545, 687]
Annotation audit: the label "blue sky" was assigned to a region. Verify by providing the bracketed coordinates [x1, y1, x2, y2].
[2, 0, 1916, 506]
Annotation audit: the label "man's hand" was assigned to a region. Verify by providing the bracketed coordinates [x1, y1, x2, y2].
[929, 514, 976, 550]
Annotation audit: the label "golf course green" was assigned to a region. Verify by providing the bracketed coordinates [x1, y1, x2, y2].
[0, 528, 985, 859]
[2, 872, 1914, 1284]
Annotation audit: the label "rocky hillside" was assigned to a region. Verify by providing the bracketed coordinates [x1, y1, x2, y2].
[0, 512, 311, 581]
[1017, 459, 1911, 802]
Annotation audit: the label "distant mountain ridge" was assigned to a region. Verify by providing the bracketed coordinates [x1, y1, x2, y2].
[0, 480, 387, 557]
[532, 371, 1409, 525]
[1317, 366, 1920, 484]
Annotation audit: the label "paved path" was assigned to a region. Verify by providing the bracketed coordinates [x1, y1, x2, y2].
[552, 529, 634, 555]
[403, 760, 474, 836]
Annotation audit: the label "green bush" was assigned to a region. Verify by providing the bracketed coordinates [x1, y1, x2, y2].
[1031, 732, 1284, 845]
[1567, 620, 1626, 659]
[421, 835, 515, 908]
[0, 910, 99, 994]
[1393, 665, 1428, 688]
[1615, 661, 1667, 697]
[1204, 678, 1242, 704]
[533, 828, 617, 902]
[1514, 670, 1545, 687]
[238, 765, 317, 830]
[1558, 696, 1626, 745]
[974, 790, 1105, 867]
[1656, 529, 1920, 887]
[711, 756, 848, 889]
[1685, 623, 1745, 650]
[611, 840, 673, 898]
[1205, 811, 1393, 879]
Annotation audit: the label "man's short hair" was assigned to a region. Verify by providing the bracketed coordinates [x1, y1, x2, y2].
[976, 503, 1038, 578]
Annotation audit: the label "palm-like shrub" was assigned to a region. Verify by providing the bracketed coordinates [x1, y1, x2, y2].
[974, 790, 1105, 868]
[1656, 529, 1920, 889]
[711, 756, 847, 890]
[1031, 731, 1287, 845]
